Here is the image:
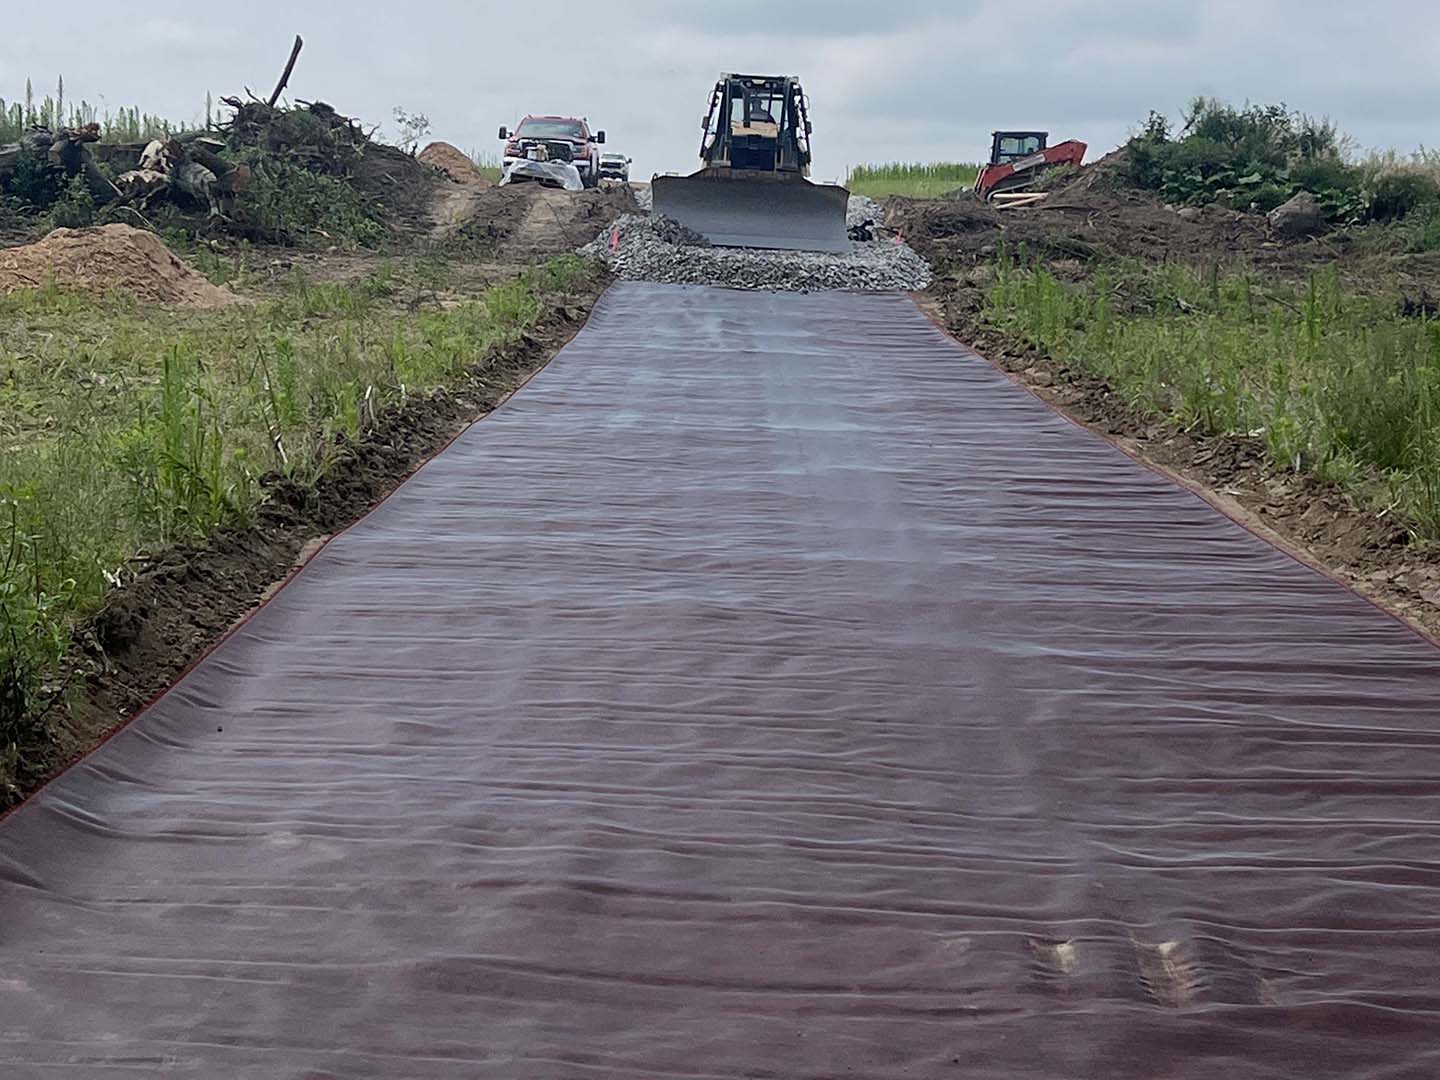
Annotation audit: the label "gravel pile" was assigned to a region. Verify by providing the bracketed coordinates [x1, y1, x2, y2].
[581, 210, 931, 292]
[847, 194, 885, 228]
[633, 185, 653, 212]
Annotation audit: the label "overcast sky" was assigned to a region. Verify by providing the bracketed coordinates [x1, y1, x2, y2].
[3, 1, 1437, 180]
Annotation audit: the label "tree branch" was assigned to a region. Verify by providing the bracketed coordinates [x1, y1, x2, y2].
[267, 35, 304, 108]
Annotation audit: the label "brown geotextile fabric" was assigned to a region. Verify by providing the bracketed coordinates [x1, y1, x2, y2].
[3, 282, 1439, 1077]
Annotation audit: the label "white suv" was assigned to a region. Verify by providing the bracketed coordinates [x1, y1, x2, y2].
[599, 154, 631, 182]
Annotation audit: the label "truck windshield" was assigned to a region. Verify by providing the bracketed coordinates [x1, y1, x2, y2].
[517, 119, 584, 140]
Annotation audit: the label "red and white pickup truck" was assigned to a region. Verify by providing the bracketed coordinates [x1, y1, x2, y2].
[498, 115, 607, 188]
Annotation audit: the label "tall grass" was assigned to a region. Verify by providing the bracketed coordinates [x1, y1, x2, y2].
[988, 253, 1440, 537]
[0, 255, 597, 786]
[1, 78, 190, 142]
[469, 148, 504, 185]
[846, 162, 980, 199]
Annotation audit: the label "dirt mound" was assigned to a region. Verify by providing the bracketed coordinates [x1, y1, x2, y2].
[1046, 148, 1134, 199]
[440, 182, 637, 259]
[888, 181, 1293, 271]
[419, 142, 491, 187]
[0, 225, 247, 308]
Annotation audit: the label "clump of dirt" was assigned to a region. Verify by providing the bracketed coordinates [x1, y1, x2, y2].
[0, 224, 248, 308]
[5, 269, 611, 811]
[440, 182, 637, 259]
[419, 142, 493, 187]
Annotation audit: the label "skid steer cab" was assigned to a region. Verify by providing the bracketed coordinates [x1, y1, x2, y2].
[974, 131, 1087, 199]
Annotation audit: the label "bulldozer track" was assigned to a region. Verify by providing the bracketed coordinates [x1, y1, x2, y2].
[3, 283, 1439, 1076]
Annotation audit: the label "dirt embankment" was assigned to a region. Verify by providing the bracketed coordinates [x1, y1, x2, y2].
[9, 273, 610, 809]
[890, 154, 1440, 295]
[0, 224, 247, 307]
[433, 181, 637, 259]
[902, 157, 1440, 638]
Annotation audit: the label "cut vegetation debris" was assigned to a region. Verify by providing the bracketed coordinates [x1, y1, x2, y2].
[1, 96, 449, 247]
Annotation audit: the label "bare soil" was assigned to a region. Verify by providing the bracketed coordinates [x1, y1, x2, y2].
[5, 273, 610, 810]
[904, 156, 1440, 639]
[0, 224, 248, 307]
[888, 154, 1440, 298]
[435, 181, 637, 260]
[419, 142, 493, 186]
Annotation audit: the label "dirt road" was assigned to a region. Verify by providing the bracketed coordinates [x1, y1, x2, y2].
[428, 180, 635, 260]
[3, 283, 1439, 1076]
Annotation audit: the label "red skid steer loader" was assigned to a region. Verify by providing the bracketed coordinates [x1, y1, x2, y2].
[974, 131, 1087, 199]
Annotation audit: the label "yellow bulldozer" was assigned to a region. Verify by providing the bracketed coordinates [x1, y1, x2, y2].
[652, 74, 850, 253]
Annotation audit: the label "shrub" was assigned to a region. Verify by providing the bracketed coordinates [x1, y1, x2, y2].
[0, 145, 64, 208]
[235, 158, 384, 247]
[1368, 171, 1440, 222]
[1124, 98, 1360, 217]
[46, 174, 96, 229]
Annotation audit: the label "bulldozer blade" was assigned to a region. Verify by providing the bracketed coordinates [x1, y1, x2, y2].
[651, 171, 851, 253]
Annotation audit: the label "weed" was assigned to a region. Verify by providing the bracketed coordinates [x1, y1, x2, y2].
[467, 149, 504, 185]
[46, 173, 96, 229]
[0, 257, 597, 751]
[988, 256, 1440, 537]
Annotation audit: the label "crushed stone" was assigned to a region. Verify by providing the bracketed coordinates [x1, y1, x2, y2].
[581, 201, 930, 293]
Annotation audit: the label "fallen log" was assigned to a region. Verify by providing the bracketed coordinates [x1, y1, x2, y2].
[1, 126, 119, 201]
[992, 192, 1049, 209]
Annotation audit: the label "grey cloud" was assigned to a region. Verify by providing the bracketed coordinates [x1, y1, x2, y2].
[3, 0, 1436, 183]
[631, 0, 978, 36]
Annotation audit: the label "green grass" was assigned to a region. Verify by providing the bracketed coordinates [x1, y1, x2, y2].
[846, 162, 981, 199]
[469, 149, 503, 185]
[0, 253, 598, 785]
[987, 253, 1440, 539]
[2, 81, 188, 143]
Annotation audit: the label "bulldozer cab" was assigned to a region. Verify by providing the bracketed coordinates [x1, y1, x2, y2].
[700, 74, 814, 174]
[990, 131, 1049, 166]
[654, 72, 848, 253]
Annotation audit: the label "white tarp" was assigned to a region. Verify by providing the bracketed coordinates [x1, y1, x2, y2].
[500, 160, 584, 192]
